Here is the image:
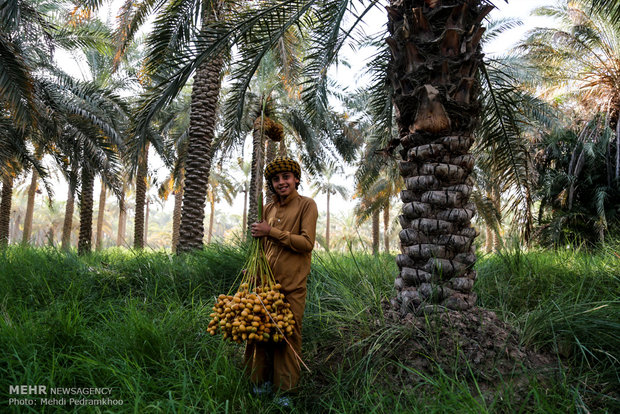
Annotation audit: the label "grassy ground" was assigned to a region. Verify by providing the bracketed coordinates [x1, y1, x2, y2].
[0, 242, 618, 413]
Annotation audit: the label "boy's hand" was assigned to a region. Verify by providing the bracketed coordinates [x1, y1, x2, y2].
[250, 220, 271, 238]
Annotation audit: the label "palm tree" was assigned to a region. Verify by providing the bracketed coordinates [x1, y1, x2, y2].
[123, 1, 541, 312]
[312, 162, 347, 251]
[95, 178, 106, 250]
[590, 0, 620, 23]
[61, 168, 78, 250]
[131, 1, 366, 250]
[520, 1, 620, 182]
[113, 0, 227, 253]
[384, 1, 498, 312]
[2, 1, 129, 252]
[0, 170, 16, 246]
[518, 1, 620, 242]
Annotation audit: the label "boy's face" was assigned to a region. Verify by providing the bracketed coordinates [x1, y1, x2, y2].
[271, 171, 299, 198]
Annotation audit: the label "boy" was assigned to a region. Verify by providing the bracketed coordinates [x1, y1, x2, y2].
[246, 156, 318, 405]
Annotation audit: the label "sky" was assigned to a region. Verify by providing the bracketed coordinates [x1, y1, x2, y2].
[48, 0, 556, 229]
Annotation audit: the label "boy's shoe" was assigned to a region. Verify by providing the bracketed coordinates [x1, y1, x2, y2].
[251, 381, 272, 396]
[274, 396, 292, 408]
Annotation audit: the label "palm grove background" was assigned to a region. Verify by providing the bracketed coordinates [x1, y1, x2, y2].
[1, 0, 620, 303]
[1, 0, 620, 412]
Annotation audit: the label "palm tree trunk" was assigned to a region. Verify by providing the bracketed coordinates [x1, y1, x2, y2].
[0, 174, 14, 246]
[248, 116, 265, 231]
[177, 10, 224, 253]
[207, 191, 215, 244]
[484, 225, 493, 254]
[171, 179, 184, 253]
[134, 142, 149, 249]
[22, 169, 38, 244]
[372, 209, 380, 255]
[62, 172, 77, 250]
[383, 200, 390, 253]
[117, 182, 126, 247]
[96, 181, 106, 250]
[326, 190, 331, 251]
[78, 165, 95, 255]
[389, 0, 490, 312]
[144, 198, 149, 246]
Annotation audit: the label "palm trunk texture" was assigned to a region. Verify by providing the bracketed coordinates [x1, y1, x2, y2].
[177, 31, 224, 253]
[207, 191, 215, 244]
[248, 117, 265, 231]
[144, 199, 150, 246]
[78, 166, 95, 255]
[96, 181, 106, 250]
[383, 201, 390, 253]
[372, 209, 380, 255]
[134, 142, 149, 249]
[116, 183, 126, 247]
[0, 175, 14, 246]
[388, 0, 490, 312]
[62, 172, 77, 250]
[22, 169, 38, 244]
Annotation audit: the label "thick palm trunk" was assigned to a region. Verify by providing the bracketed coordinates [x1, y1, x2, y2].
[388, 1, 490, 312]
[248, 117, 265, 231]
[117, 182, 126, 247]
[372, 209, 380, 255]
[134, 142, 149, 249]
[62, 172, 77, 250]
[207, 191, 215, 244]
[78, 166, 95, 255]
[96, 181, 106, 250]
[177, 12, 224, 253]
[0, 175, 14, 246]
[383, 200, 390, 253]
[22, 169, 38, 244]
[171, 177, 183, 252]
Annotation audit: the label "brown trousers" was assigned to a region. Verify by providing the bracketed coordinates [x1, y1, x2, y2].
[243, 285, 306, 391]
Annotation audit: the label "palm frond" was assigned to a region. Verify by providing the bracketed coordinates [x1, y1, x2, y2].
[0, 35, 36, 131]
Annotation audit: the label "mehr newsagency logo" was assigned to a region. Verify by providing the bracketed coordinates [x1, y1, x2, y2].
[7, 385, 124, 407]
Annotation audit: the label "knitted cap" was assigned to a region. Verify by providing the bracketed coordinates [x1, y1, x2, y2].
[264, 156, 301, 181]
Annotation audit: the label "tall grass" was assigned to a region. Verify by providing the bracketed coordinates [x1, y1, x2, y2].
[476, 241, 620, 411]
[0, 243, 618, 412]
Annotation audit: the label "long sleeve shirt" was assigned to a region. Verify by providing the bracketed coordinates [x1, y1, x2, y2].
[263, 188, 318, 292]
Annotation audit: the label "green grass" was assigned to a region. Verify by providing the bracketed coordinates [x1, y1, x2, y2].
[0, 243, 618, 413]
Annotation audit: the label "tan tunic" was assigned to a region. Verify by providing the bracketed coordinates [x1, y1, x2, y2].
[244, 188, 318, 391]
